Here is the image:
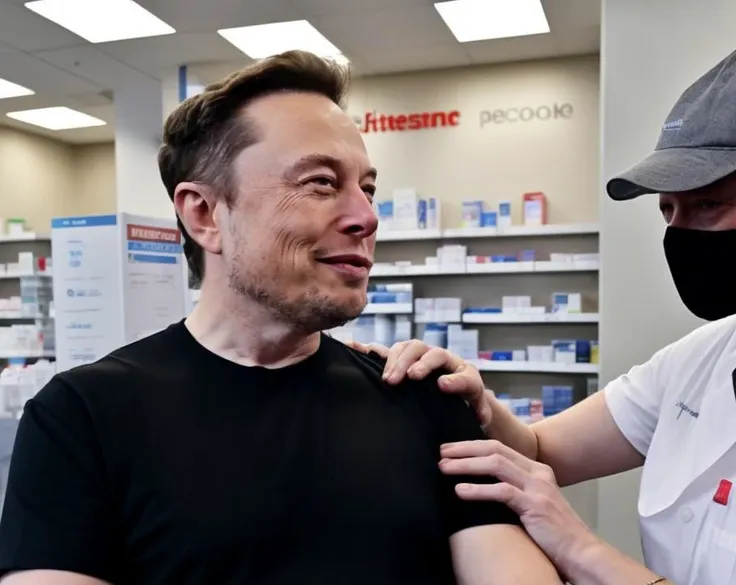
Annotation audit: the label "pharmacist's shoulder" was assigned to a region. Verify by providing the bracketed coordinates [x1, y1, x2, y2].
[50, 320, 189, 405]
[658, 314, 736, 364]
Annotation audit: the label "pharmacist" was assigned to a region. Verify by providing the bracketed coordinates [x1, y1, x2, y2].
[353, 50, 736, 585]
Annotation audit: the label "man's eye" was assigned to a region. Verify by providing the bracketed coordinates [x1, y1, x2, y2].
[696, 199, 722, 210]
[310, 177, 335, 188]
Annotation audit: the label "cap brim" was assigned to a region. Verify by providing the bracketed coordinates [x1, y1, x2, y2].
[606, 147, 736, 201]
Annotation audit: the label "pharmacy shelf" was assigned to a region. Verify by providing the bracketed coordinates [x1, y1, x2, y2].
[0, 272, 52, 281]
[363, 303, 413, 315]
[0, 350, 55, 359]
[0, 313, 47, 320]
[462, 312, 599, 324]
[471, 360, 599, 374]
[0, 234, 50, 243]
[376, 223, 599, 243]
[370, 260, 599, 277]
[376, 228, 443, 242]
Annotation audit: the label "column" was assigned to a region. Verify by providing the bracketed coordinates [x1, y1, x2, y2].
[114, 66, 204, 219]
[598, 0, 736, 559]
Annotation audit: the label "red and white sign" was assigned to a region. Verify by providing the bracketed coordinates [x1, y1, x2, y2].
[355, 110, 461, 133]
[126, 224, 181, 244]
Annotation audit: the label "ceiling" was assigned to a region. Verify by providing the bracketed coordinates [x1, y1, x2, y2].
[0, 0, 600, 144]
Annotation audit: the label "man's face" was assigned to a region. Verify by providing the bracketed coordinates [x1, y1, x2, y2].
[659, 172, 736, 229]
[219, 92, 378, 333]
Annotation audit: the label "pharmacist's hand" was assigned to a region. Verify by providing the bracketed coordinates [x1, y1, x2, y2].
[365, 340, 494, 430]
[439, 439, 601, 580]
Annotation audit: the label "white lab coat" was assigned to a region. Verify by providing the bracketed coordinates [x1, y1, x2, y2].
[605, 314, 736, 585]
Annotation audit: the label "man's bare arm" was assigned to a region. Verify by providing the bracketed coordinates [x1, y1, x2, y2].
[0, 570, 110, 584]
[450, 524, 563, 585]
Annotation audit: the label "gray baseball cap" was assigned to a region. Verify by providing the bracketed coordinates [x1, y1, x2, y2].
[607, 50, 736, 201]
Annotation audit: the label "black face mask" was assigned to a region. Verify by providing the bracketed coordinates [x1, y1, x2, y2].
[663, 226, 736, 321]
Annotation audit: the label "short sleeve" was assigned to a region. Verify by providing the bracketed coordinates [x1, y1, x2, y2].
[0, 376, 119, 582]
[604, 344, 672, 457]
[428, 386, 522, 536]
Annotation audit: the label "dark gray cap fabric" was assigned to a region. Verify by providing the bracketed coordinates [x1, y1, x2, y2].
[607, 50, 736, 201]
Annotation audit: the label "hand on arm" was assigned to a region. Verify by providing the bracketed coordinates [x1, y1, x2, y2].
[347, 339, 645, 485]
[440, 441, 666, 585]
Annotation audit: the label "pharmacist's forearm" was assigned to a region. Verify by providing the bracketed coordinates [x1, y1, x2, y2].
[486, 391, 539, 460]
[566, 541, 668, 585]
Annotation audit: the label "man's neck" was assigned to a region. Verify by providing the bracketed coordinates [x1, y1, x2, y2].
[185, 280, 321, 368]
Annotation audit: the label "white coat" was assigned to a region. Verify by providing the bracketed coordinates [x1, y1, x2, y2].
[605, 314, 736, 585]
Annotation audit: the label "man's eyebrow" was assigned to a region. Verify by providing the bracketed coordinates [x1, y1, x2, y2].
[289, 154, 377, 181]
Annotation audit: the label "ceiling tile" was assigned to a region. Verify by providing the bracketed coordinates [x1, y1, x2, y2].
[358, 43, 472, 76]
[0, 42, 100, 95]
[542, 0, 601, 29]
[136, 0, 301, 33]
[34, 45, 154, 89]
[294, 0, 432, 17]
[0, 2, 85, 52]
[99, 33, 245, 77]
[313, 5, 457, 53]
[463, 33, 562, 64]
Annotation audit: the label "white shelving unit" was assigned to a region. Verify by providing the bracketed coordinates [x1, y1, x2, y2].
[462, 312, 599, 324]
[363, 303, 413, 315]
[369, 221, 600, 393]
[371, 260, 598, 277]
[471, 360, 599, 374]
[0, 233, 55, 362]
[0, 350, 55, 360]
[376, 222, 598, 242]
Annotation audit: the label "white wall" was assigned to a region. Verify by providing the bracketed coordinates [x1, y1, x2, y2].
[351, 55, 599, 228]
[599, 0, 736, 560]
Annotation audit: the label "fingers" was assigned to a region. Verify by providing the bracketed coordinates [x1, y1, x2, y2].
[440, 453, 531, 489]
[440, 440, 535, 473]
[384, 341, 453, 384]
[407, 347, 463, 380]
[455, 482, 529, 513]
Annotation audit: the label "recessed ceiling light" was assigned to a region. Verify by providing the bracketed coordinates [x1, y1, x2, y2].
[6, 107, 106, 131]
[434, 0, 550, 43]
[24, 0, 175, 43]
[218, 20, 347, 63]
[0, 78, 34, 100]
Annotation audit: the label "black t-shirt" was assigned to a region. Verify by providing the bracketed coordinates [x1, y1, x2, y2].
[0, 321, 519, 584]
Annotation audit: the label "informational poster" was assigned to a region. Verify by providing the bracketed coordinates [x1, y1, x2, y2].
[51, 215, 125, 373]
[51, 213, 186, 373]
[121, 214, 186, 342]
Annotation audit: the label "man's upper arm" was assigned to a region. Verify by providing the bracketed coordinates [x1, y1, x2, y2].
[450, 524, 563, 585]
[0, 377, 119, 583]
[428, 386, 523, 534]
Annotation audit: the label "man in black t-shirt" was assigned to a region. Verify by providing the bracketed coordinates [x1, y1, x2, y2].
[0, 51, 562, 585]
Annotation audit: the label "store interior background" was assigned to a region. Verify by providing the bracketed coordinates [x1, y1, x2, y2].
[1, 0, 734, 563]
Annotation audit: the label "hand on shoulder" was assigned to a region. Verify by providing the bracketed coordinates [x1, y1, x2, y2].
[343, 339, 493, 429]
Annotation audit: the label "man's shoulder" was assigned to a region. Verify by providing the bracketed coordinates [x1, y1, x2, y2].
[47, 321, 188, 405]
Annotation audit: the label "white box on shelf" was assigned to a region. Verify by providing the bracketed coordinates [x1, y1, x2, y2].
[392, 188, 419, 231]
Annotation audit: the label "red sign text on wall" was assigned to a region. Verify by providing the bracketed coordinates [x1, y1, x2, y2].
[127, 224, 181, 244]
[354, 110, 461, 133]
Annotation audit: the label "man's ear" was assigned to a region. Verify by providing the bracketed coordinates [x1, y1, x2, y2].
[173, 182, 223, 255]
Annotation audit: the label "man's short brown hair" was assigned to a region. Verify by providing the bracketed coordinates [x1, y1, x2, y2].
[158, 50, 351, 285]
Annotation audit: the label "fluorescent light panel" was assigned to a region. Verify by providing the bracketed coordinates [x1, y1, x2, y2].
[24, 0, 175, 43]
[434, 0, 550, 43]
[0, 78, 34, 99]
[6, 107, 106, 131]
[218, 20, 348, 63]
